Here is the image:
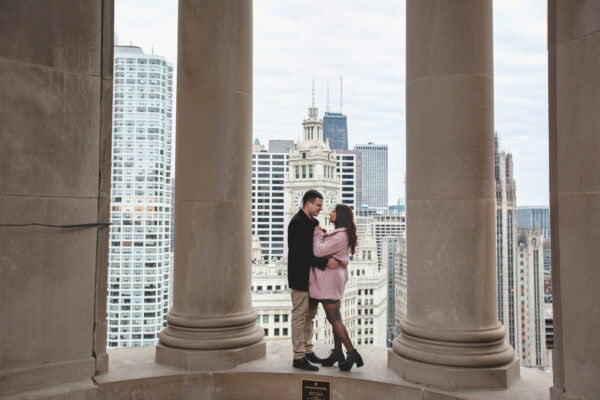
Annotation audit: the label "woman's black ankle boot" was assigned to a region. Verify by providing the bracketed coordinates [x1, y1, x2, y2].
[339, 349, 364, 371]
[321, 348, 345, 367]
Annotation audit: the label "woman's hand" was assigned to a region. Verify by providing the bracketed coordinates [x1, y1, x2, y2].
[314, 225, 324, 231]
[326, 257, 342, 269]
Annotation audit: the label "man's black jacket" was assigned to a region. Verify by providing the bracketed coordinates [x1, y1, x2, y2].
[287, 209, 329, 291]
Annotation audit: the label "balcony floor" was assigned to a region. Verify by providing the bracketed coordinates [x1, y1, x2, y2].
[89, 340, 552, 400]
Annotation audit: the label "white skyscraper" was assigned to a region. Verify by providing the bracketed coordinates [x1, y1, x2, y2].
[372, 214, 406, 270]
[107, 46, 174, 348]
[495, 137, 521, 356]
[517, 227, 548, 369]
[354, 143, 388, 211]
[335, 150, 359, 210]
[251, 150, 289, 263]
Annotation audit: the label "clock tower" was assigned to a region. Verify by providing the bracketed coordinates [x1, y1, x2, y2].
[285, 88, 341, 230]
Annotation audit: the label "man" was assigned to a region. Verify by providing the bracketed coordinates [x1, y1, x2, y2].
[287, 189, 336, 371]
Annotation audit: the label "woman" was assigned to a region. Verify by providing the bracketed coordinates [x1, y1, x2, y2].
[308, 204, 363, 371]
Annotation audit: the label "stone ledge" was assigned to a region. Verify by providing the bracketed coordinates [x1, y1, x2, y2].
[92, 341, 552, 400]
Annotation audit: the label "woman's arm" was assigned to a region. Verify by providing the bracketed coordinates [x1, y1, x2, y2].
[313, 229, 345, 258]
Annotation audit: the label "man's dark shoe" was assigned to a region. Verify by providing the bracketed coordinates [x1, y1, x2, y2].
[293, 356, 319, 371]
[305, 352, 324, 364]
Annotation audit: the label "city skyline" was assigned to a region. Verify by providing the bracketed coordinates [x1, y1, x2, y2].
[115, 0, 549, 206]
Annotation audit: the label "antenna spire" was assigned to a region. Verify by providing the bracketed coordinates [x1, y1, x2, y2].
[312, 79, 315, 107]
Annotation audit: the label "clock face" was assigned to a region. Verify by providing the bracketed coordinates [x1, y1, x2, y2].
[325, 193, 336, 212]
[294, 191, 304, 209]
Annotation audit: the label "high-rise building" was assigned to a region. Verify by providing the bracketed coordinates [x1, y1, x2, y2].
[323, 111, 348, 150]
[251, 150, 289, 263]
[354, 143, 388, 210]
[335, 150, 359, 210]
[107, 46, 174, 348]
[517, 227, 549, 369]
[517, 206, 550, 240]
[517, 206, 552, 282]
[495, 135, 521, 356]
[372, 214, 406, 270]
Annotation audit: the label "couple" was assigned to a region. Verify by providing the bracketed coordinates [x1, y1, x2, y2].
[287, 189, 363, 372]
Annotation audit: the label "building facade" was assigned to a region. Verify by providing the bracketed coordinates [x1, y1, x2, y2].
[107, 46, 174, 348]
[284, 103, 340, 228]
[372, 214, 406, 271]
[517, 227, 549, 369]
[517, 206, 550, 240]
[335, 150, 358, 210]
[251, 151, 289, 263]
[354, 143, 388, 211]
[495, 138, 521, 356]
[323, 111, 348, 150]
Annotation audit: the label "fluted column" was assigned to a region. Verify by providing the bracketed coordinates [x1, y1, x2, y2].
[156, 0, 265, 369]
[388, 1, 519, 389]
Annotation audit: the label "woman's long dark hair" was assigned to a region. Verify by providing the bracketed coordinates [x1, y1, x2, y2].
[333, 204, 357, 255]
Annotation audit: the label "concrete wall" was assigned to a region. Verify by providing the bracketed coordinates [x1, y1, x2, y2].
[0, 1, 113, 395]
[548, 1, 600, 399]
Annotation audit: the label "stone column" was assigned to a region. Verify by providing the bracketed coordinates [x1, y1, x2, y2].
[388, 1, 519, 389]
[156, 0, 265, 369]
[0, 1, 112, 395]
[548, 2, 600, 399]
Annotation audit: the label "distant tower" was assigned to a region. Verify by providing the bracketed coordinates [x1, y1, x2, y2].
[495, 134, 521, 357]
[323, 77, 349, 150]
[285, 92, 340, 229]
[354, 143, 388, 210]
[517, 227, 548, 368]
[334, 150, 358, 209]
[251, 149, 289, 263]
[108, 45, 174, 348]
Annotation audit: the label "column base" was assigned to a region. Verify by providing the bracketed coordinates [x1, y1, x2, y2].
[155, 341, 266, 370]
[0, 358, 95, 395]
[388, 349, 520, 390]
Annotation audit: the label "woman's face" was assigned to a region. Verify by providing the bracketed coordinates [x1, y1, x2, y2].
[329, 209, 337, 224]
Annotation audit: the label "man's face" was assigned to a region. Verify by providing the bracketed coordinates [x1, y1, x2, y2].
[306, 198, 323, 217]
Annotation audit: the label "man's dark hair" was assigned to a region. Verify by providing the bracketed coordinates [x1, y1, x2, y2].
[302, 189, 323, 206]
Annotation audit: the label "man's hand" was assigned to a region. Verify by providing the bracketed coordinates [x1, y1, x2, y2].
[326, 257, 342, 269]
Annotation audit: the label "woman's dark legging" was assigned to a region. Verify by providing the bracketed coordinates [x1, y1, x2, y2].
[322, 300, 355, 352]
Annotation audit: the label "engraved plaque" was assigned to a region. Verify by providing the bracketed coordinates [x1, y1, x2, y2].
[301, 379, 331, 400]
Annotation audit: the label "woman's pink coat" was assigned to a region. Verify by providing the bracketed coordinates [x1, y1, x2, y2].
[308, 227, 349, 301]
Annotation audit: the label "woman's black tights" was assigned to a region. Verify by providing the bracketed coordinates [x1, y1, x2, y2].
[322, 301, 355, 352]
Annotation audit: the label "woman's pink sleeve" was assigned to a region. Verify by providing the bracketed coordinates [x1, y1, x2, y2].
[313, 230, 338, 257]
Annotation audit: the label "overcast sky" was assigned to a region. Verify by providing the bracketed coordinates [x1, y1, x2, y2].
[115, 0, 549, 206]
